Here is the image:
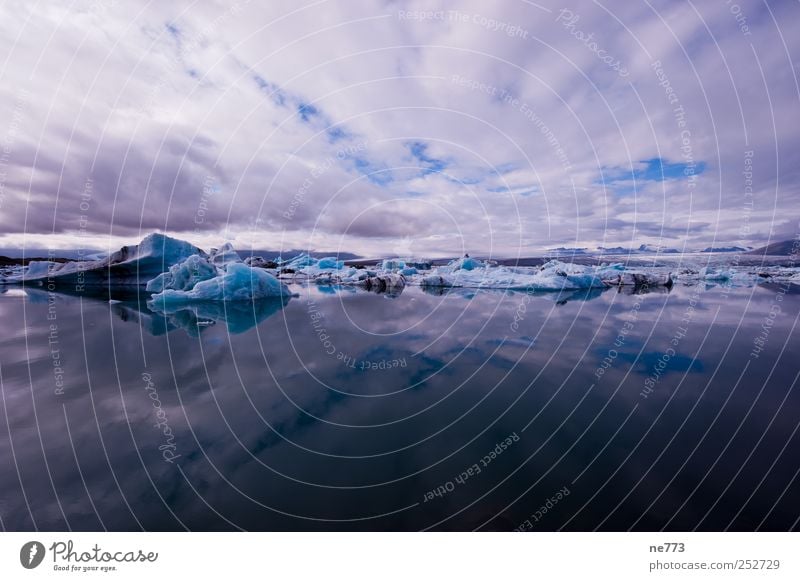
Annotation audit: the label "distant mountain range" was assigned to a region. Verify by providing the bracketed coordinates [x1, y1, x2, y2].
[552, 244, 751, 255]
[745, 240, 800, 256]
[239, 248, 362, 261]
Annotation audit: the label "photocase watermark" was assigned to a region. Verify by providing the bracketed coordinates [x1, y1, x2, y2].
[724, 0, 752, 36]
[142, 372, 181, 464]
[594, 282, 648, 381]
[44, 539, 158, 573]
[0, 88, 29, 211]
[337, 353, 407, 371]
[46, 257, 66, 396]
[397, 9, 530, 39]
[283, 140, 367, 221]
[719, 149, 755, 300]
[556, 9, 629, 77]
[510, 285, 538, 331]
[20, 541, 46, 569]
[451, 74, 572, 170]
[641, 285, 701, 398]
[750, 229, 800, 359]
[193, 174, 219, 230]
[651, 60, 700, 192]
[422, 432, 520, 502]
[514, 486, 571, 530]
[306, 297, 405, 371]
[74, 175, 95, 292]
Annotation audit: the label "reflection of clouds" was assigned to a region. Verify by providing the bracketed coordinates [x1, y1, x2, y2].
[2, 284, 800, 530]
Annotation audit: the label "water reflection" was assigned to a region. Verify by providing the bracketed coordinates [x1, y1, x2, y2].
[1, 282, 799, 531]
[420, 284, 611, 305]
[147, 297, 291, 336]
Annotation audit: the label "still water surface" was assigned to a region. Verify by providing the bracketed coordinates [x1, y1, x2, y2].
[1, 281, 799, 530]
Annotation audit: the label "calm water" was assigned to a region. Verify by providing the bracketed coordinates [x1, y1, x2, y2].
[1, 281, 799, 531]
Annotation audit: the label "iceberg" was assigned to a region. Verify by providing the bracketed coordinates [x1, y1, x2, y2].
[419, 260, 672, 291]
[208, 242, 242, 267]
[381, 259, 406, 271]
[146, 254, 218, 293]
[317, 257, 344, 270]
[441, 256, 483, 271]
[356, 272, 406, 297]
[279, 253, 317, 270]
[244, 256, 277, 269]
[422, 260, 604, 290]
[3, 233, 204, 286]
[151, 262, 291, 302]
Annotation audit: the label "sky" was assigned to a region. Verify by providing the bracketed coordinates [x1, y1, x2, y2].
[0, 0, 797, 258]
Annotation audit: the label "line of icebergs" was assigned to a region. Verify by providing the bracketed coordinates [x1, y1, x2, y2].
[3, 233, 800, 302]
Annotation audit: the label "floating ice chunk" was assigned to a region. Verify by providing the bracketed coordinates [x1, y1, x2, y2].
[244, 256, 277, 268]
[442, 256, 483, 271]
[146, 254, 218, 292]
[151, 263, 291, 301]
[381, 259, 406, 271]
[600, 271, 673, 288]
[421, 260, 625, 291]
[209, 242, 241, 267]
[355, 273, 406, 296]
[280, 253, 317, 270]
[400, 266, 418, 276]
[317, 257, 344, 270]
[700, 266, 733, 281]
[22, 261, 57, 280]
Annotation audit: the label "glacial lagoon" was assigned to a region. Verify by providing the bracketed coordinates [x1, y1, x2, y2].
[1, 281, 799, 531]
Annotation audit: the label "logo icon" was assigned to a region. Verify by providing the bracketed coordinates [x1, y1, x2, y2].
[20, 541, 45, 569]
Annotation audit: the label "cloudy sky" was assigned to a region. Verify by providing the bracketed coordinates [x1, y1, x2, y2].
[0, 0, 797, 257]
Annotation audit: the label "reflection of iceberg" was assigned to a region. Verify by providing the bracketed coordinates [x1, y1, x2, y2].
[315, 284, 357, 296]
[110, 301, 177, 336]
[615, 283, 671, 296]
[421, 285, 608, 304]
[147, 297, 290, 336]
[24, 287, 179, 336]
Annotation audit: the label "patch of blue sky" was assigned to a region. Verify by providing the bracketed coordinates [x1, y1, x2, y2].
[352, 156, 394, 185]
[297, 102, 320, 122]
[599, 157, 706, 196]
[407, 141, 447, 175]
[252, 74, 288, 107]
[487, 185, 538, 197]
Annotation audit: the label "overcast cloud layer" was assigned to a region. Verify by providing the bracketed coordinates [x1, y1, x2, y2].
[0, 0, 797, 257]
